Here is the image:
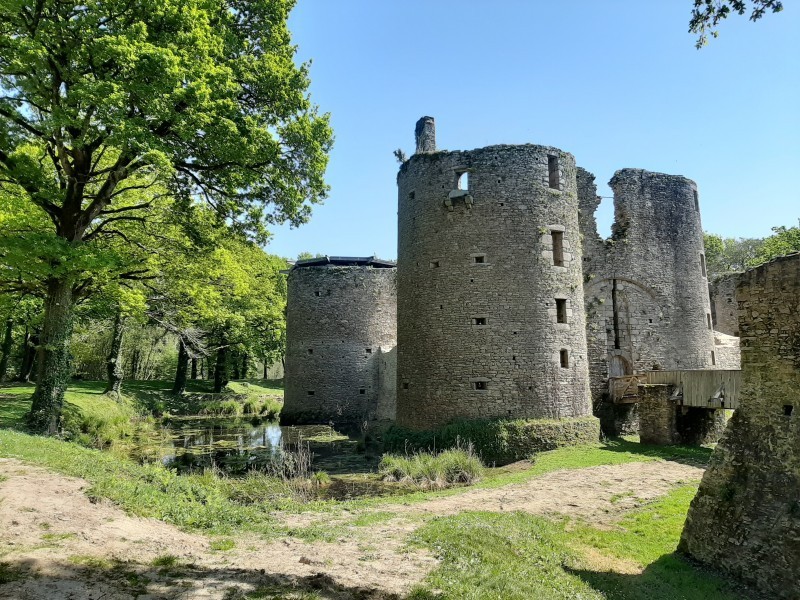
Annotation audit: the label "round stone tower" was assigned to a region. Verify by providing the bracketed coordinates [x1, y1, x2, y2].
[282, 257, 397, 427]
[396, 121, 592, 429]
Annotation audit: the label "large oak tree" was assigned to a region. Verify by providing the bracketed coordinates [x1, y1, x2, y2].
[0, 0, 332, 433]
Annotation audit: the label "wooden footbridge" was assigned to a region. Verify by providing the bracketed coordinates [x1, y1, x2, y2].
[610, 369, 742, 410]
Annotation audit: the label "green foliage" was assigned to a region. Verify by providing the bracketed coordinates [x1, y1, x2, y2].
[753, 220, 800, 264]
[379, 447, 484, 488]
[210, 538, 236, 552]
[703, 232, 764, 276]
[384, 417, 601, 465]
[690, 0, 784, 48]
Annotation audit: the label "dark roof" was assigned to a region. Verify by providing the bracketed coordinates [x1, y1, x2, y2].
[291, 256, 396, 270]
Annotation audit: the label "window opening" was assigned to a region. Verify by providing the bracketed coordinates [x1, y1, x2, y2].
[472, 317, 487, 326]
[551, 230, 564, 266]
[547, 155, 560, 190]
[473, 255, 486, 264]
[711, 351, 716, 365]
[430, 260, 440, 269]
[403, 382, 409, 390]
[693, 189, 699, 211]
[314, 291, 321, 297]
[556, 299, 568, 324]
[707, 314, 712, 329]
[700, 253, 707, 278]
[473, 381, 487, 390]
[359, 389, 366, 395]
[560, 349, 569, 368]
[409, 191, 415, 200]
[456, 171, 469, 190]
[307, 391, 315, 396]
[784, 405, 794, 417]
[308, 348, 313, 355]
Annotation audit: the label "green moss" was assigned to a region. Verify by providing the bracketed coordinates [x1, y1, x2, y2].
[384, 416, 601, 465]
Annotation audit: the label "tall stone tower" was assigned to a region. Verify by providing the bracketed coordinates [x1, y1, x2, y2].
[578, 168, 717, 434]
[679, 253, 800, 599]
[282, 257, 397, 426]
[395, 119, 592, 430]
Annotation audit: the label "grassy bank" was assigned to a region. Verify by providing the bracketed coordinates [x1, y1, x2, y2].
[408, 486, 740, 599]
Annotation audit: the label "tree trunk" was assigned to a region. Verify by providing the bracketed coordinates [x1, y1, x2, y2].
[213, 346, 228, 393]
[231, 350, 241, 380]
[16, 328, 37, 383]
[172, 338, 190, 395]
[103, 312, 125, 397]
[130, 348, 141, 380]
[207, 356, 214, 382]
[240, 353, 248, 379]
[190, 357, 197, 380]
[0, 317, 13, 383]
[263, 358, 268, 379]
[28, 277, 75, 434]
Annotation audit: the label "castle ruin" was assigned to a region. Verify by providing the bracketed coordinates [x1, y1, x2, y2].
[281, 257, 397, 426]
[679, 252, 800, 599]
[395, 121, 592, 428]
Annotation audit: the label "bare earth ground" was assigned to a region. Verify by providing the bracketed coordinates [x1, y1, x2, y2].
[0, 458, 704, 599]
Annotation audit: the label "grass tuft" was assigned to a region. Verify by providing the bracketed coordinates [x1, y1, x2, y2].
[380, 445, 484, 488]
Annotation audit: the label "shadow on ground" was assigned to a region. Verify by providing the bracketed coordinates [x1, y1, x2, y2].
[568, 552, 754, 600]
[0, 556, 403, 599]
[599, 437, 714, 467]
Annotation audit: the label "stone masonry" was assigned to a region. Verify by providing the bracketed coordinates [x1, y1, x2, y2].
[395, 122, 593, 429]
[281, 258, 397, 426]
[709, 272, 741, 337]
[679, 252, 800, 599]
[578, 168, 717, 435]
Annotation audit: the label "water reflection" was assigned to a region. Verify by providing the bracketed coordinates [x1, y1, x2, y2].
[149, 418, 360, 475]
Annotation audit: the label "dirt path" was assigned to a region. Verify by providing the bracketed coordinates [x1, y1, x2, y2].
[0, 458, 703, 599]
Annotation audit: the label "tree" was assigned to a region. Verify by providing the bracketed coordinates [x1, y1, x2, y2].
[753, 220, 800, 264]
[0, 1, 332, 433]
[703, 232, 764, 277]
[690, 0, 784, 48]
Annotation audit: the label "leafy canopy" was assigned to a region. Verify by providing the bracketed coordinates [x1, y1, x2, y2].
[690, 0, 784, 48]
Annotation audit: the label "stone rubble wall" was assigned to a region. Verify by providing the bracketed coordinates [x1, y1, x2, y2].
[679, 252, 800, 599]
[282, 266, 397, 426]
[709, 272, 741, 336]
[396, 144, 593, 429]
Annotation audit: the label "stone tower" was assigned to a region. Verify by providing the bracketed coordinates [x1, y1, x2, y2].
[395, 120, 592, 429]
[679, 253, 800, 599]
[281, 257, 397, 426]
[578, 168, 717, 434]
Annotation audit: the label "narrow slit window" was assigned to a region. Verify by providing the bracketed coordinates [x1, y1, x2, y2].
[308, 348, 313, 355]
[560, 349, 569, 368]
[556, 299, 568, 324]
[707, 314, 712, 330]
[711, 351, 716, 366]
[551, 231, 564, 266]
[547, 155, 560, 190]
[409, 191, 415, 200]
[700, 253, 707, 278]
[693, 189, 699, 211]
[473, 381, 487, 391]
[402, 382, 409, 390]
[457, 171, 469, 190]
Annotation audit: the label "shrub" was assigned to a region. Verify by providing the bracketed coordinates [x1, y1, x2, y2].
[383, 416, 601, 465]
[242, 398, 260, 415]
[379, 445, 484, 488]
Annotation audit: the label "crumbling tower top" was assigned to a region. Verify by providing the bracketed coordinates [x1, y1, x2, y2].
[414, 116, 436, 154]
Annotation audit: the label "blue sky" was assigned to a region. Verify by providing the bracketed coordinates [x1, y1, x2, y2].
[267, 1, 799, 260]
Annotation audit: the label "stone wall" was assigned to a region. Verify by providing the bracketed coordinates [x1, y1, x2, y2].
[578, 168, 717, 435]
[679, 252, 800, 599]
[638, 385, 679, 445]
[709, 272, 741, 336]
[282, 264, 397, 426]
[396, 143, 593, 429]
